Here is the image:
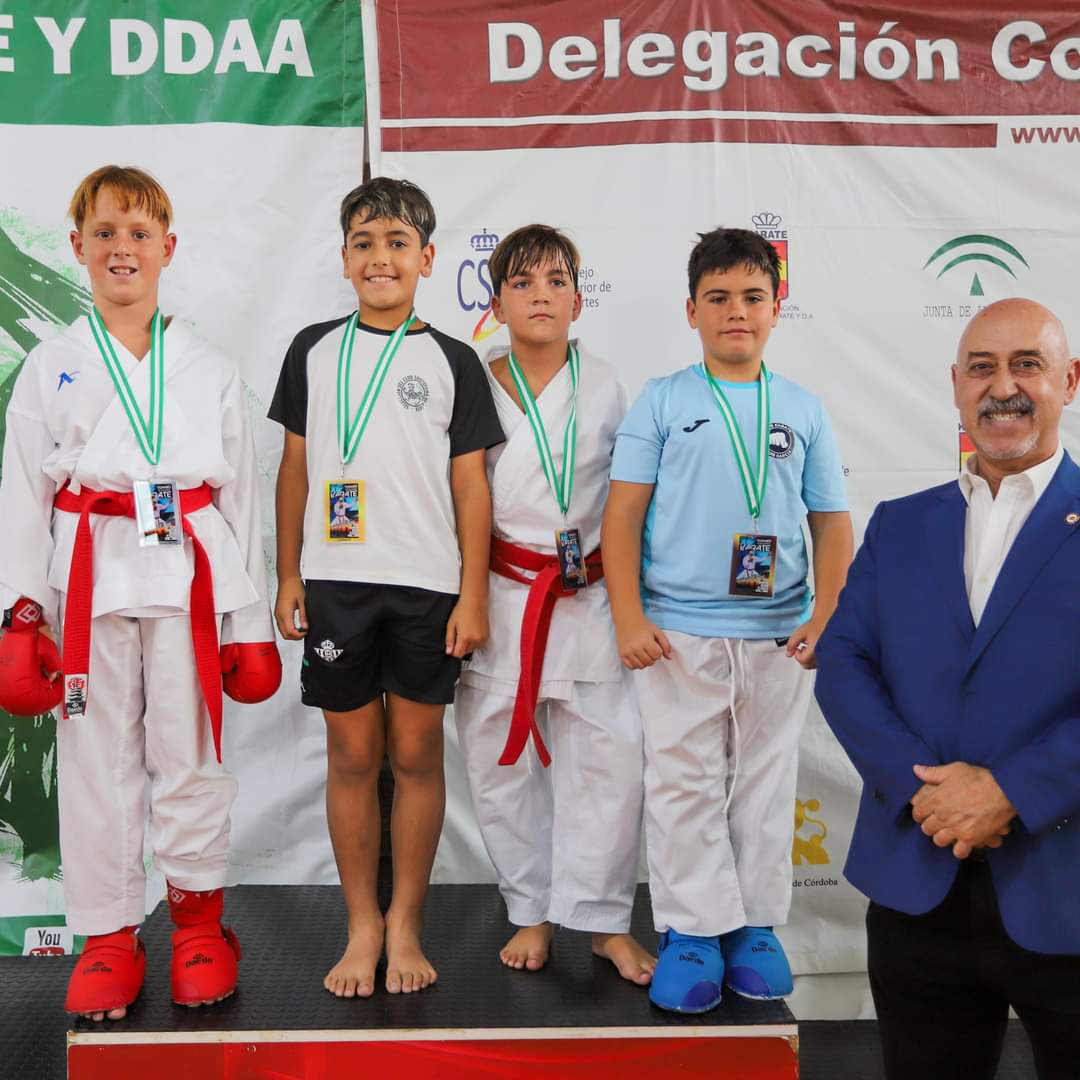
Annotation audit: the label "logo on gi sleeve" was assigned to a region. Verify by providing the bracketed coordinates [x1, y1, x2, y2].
[314, 640, 343, 662]
[397, 374, 429, 411]
[769, 422, 795, 459]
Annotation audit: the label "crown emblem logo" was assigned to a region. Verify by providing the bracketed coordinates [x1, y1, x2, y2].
[752, 212, 783, 229]
[470, 228, 499, 252]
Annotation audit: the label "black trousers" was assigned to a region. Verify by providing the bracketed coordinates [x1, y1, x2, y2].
[867, 858, 1080, 1080]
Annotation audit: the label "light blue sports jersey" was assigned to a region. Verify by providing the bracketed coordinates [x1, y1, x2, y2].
[610, 364, 848, 638]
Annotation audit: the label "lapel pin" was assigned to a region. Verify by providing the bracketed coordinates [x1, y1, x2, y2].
[1067, 513, 1080, 525]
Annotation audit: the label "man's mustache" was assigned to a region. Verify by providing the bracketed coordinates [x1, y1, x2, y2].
[979, 393, 1034, 417]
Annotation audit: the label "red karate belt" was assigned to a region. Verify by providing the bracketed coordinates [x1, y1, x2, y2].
[489, 536, 603, 768]
[53, 483, 226, 762]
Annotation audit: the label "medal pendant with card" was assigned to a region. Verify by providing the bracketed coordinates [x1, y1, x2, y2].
[555, 526, 588, 590]
[326, 480, 364, 542]
[134, 479, 182, 546]
[729, 532, 777, 598]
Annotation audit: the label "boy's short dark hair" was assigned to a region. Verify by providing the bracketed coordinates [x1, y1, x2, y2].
[339, 177, 436, 245]
[488, 224, 580, 295]
[688, 228, 781, 300]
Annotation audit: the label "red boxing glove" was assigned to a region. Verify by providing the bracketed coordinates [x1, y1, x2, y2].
[0, 598, 63, 716]
[220, 641, 282, 704]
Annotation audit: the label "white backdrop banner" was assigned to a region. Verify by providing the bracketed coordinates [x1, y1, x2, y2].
[370, 0, 1080, 978]
[0, 0, 364, 954]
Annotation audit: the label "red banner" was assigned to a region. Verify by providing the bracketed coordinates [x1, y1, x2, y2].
[376, 0, 1080, 149]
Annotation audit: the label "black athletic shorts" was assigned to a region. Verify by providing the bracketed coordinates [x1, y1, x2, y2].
[301, 580, 461, 710]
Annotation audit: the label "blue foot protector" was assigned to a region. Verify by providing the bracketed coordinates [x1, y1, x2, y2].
[648, 930, 723, 1014]
[721, 926, 793, 1000]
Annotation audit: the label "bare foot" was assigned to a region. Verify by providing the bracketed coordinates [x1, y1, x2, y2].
[324, 916, 385, 998]
[385, 920, 437, 994]
[78, 1006, 128, 1022]
[592, 932, 656, 985]
[500, 922, 553, 971]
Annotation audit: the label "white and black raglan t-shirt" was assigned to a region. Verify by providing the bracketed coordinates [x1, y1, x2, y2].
[269, 316, 504, 595]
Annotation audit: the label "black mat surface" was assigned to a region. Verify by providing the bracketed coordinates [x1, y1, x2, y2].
[67, 882, 791, 1035]
[0, 883, 1038, 1079]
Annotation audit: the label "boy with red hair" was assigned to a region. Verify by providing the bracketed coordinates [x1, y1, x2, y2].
[0, 165, 279, 1019]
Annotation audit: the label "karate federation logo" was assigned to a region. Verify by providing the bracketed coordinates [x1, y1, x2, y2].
[792, 797, 830, 866]
[769, 422, 795, 459]
[456, 228, 502, 344]
[752, 212, 789, 300]
[314, 639, 343, 663]
[397, 374, 429, 411]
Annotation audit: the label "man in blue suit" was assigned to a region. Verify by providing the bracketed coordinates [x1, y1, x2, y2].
[816, 298, 1080, 1080]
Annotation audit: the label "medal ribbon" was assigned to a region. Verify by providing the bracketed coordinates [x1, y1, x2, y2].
[702, 361, 770, 521]
[337, 311, 415, 465]
[88, 307, 164, 466]
[507, 345, 579, 518]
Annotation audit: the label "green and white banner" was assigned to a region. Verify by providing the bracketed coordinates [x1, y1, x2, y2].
[0, 0, 364, 955]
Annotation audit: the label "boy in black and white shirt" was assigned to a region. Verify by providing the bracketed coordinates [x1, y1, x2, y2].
[269, 177, 503, 999]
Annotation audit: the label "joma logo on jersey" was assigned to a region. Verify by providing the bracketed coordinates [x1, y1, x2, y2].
[315, 640, 343, 662]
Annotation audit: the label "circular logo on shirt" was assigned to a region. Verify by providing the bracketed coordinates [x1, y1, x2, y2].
[769, 422, 795, 459]
[397, 374, 429, 411]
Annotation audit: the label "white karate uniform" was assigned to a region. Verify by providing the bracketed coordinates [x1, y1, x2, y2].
[635, 631, 812, 937]
[455, 343, 643, 933]
[0, 316, 271, 934]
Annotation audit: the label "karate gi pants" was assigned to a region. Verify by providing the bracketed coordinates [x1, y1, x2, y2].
[56, 610, 236, 935]
[635, 631, 812, 937]
[455, 678, 643, 932]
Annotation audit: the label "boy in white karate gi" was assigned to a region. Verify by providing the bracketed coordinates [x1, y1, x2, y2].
[0, 166, 279, 1020]
[455, 225, 653, 985]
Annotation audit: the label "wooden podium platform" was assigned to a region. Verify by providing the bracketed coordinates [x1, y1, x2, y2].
[60, 884, 796, 1079]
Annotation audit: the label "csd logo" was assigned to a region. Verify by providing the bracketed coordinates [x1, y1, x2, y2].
[456, 228, 502, 343]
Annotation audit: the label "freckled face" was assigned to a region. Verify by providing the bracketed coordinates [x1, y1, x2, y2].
[70, 188, 175, 312]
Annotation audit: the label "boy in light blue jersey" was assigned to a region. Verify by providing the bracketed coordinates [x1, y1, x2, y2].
[602, 228, 853, 1013]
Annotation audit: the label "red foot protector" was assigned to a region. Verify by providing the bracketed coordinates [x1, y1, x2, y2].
[170, 921, 241, 1006]
[167, 884, 241, 1005]
[0, 597, 63, 716]
[64, 927, 145, 1014]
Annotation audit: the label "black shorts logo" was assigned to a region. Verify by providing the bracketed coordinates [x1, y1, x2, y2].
[397, 374, 429, 411]
[769, 422, 795, 459]
[314, 639, 343, 662]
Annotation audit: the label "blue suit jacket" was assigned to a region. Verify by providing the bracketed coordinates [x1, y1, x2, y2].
[815, 453, 1080, 954]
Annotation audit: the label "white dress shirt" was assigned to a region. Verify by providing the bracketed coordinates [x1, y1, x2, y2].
[958, 445, 1064, 625]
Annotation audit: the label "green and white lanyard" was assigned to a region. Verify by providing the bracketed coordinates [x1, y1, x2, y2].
[507, 345, 580, 518]
[88, 306, 164, 467]
[702, 361, 770, 523]
[337, 310, 415, 467]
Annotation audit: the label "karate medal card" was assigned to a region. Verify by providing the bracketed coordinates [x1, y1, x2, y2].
[326, 480, 364, 542]
[134, 479, 182, 547]
[729, 533, 777, 598]
[555, 527, 588, 590]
